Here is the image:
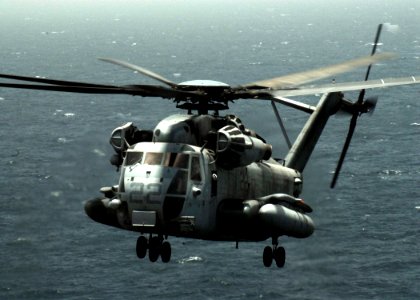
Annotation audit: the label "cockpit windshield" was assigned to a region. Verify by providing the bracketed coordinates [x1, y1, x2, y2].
[144, 152, 163, 165]
[125, 151, 143, 165]
[124, 151, 190, 169]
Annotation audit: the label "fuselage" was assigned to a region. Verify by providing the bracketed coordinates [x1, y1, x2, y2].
[84, 112, 316, 243]
[115, 141, 302, 241]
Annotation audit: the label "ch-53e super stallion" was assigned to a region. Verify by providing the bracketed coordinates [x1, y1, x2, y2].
[1, 24, 419, 267]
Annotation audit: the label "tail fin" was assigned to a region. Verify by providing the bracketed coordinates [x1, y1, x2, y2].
[284, 92, 342, 172]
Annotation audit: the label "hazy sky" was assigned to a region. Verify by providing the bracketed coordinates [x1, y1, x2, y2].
[1, 0, 419, 23]
[1, 0, 418, 83]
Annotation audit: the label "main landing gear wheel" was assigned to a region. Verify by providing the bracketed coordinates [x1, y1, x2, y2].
[148, 236, 161, 262]
[262, 238, 286, 268]
[135, 235, 172, 263]
[136, 236, 148, 259]
[263, 246, 273, 267]
[273, 246, 286, 268]
[161, 241, 171, 263]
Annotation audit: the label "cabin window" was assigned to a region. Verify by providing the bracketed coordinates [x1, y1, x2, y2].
[190, 156, 202, 182]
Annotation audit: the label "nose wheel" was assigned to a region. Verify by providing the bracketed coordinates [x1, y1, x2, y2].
[262, 238, 286, 268]
[136, 235, 171, 263]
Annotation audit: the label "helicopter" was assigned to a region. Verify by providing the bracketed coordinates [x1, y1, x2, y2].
[1, 24, 419, 268]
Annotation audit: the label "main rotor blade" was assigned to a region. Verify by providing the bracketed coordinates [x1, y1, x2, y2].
[0, 82, 199, 99]
[0, 73, 112, 88]
[99, 58, 178, 88]
[242, 93, 316, 114]
[330, 113, 358, 188]
[271, 75, 420, 97]
[0, 82, 138, 94]
[244, 52, 395, 90]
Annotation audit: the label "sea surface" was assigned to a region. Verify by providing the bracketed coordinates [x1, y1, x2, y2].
[0, 1, 419, 299]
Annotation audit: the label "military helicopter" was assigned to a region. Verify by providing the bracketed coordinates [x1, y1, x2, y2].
[1, 24, 419, 267]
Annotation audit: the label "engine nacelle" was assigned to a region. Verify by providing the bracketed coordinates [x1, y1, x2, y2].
[109, 122, 153, 167]
[216, 125, 272, 168]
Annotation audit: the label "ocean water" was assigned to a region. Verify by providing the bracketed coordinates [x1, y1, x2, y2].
[1, 1, 419, 299]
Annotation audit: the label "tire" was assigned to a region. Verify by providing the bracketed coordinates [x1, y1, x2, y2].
[273, 246, 286, 268]
[136, 236, 148, 259]
[148, 236, 161, 262]
[161, 241, 171, 263]
[263, 246, 273, 267]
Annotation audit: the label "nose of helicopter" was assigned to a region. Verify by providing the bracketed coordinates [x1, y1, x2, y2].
[123, 164, 187, 227]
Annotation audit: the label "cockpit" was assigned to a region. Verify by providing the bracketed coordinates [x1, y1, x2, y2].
[123, 142, 204, 189]
[120, 142, 206, 225]
[125, 151, 190, 169]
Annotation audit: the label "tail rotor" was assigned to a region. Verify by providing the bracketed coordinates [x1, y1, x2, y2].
[330, 24, 383, 188]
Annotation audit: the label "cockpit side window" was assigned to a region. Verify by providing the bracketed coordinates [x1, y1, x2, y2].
[167, 170, 188, 195]
[144, 152, 163, 165]
[163, 153, 189, 169]
[125, 151, 143, 166]
[163, 153, 176, 167]
[173, 153, 189, 169]
[190, 156, 202, 182]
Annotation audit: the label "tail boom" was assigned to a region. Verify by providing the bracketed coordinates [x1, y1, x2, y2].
[284, 92, 342, 172]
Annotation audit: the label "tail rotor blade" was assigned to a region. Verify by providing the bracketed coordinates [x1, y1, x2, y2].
[370, 24, 383, 56]
[365, 96, 378, 115]
[365, 23, 384, 81]
[330, 114, 358, 188]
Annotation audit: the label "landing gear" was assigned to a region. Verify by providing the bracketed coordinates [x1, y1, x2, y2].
[135, 235, 172, 263]
[161, 241, 171, 263]
[136, 236, 148, 259]
[273, 246, 286, 268]
[262, 238, 286, 268]
[263, 246, 273, 267]
[148, 236, 161, 262]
